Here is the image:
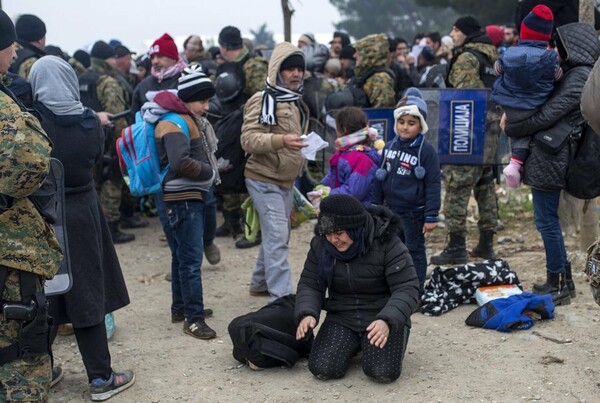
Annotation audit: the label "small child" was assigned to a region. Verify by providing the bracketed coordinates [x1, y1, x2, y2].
[491, 5, 562, 188]
[371, 88, 441, 292]
[320, 106, 381, 205]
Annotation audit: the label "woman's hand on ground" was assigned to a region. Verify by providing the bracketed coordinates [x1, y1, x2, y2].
[367, 319, 390, 349]
[296, 316, 316, 340]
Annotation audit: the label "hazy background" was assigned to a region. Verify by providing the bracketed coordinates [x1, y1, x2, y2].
[2, 0, 341, 54]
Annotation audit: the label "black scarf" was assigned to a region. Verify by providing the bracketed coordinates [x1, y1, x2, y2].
[317, 227, 366, 289]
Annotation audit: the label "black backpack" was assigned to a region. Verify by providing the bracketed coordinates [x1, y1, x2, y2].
[228, 295, 313, 369]
[565, 124, 600, 199]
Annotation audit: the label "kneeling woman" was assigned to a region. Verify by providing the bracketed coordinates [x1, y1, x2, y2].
[295, 194, 419, 383]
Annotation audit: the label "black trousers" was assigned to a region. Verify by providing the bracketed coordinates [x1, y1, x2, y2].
[308, 319, 410, 383]
[50, 316, 112, 382]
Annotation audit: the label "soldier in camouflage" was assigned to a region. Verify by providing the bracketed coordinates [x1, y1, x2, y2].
[353, 33, 396, 108]
[430, 16, 500, 266]
[9, 14, 47, 80]
[0, 10, 62, 401]
[217, 26, 268, 249]
[84, 41, 136, 243]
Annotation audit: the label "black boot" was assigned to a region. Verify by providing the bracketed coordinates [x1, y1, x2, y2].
[532, 271, 571, 306]
[216, 210, 244, 237]
[120, 213, 149, 229]
[469, 230, 496, 260]
[108, 220, 135, 244]
[235, 231, 261, 249]
[565, 261, 576, 298]
[430, 233, 468, 266]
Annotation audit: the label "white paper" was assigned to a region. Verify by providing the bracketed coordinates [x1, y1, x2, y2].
[300, 131, 329, 161]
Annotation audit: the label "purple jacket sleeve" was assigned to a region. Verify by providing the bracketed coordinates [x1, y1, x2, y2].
[329, 153, 376, 203]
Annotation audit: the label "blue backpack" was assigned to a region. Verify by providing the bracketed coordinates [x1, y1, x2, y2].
[117, 112, 189, 196]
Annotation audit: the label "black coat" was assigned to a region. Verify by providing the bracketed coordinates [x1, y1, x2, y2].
[504, 23, 600, 191]
[295, 206, 419, 333]
[131, 74, 179, 113]
[37, 105, 130, 327]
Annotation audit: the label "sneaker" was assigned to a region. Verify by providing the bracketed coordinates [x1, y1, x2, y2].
[90, 370, 135, 401]
[204, 243, 221, 265]
[183, 320, 216, 339]
[249, 288, 270, 297]
[171, 309, 213, 323]
[51, 366, 64, 388]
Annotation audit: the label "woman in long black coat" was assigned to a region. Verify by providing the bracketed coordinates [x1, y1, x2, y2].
[29, 55, 134, 400]
[295, 194, 419, 383]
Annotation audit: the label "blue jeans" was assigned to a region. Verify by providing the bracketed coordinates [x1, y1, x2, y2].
[397, 210, 426, 291]
[165, 198, 211, 322]
[531, 188, 568, 274]
[156, 190, 216, 248]
[245, 178, 294, 301]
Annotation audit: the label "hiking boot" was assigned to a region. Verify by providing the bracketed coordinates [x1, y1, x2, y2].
[469, 230, 496, 260]
[51, 366, 64, 388]
[108, 221, 135, 244]
[90, 370, 135, 401]
[532, 272, 571, 306]
[236, 233, 261, 249]
[204, 243, 221, 265]
[183, 320, 216, 339]
[171, 309, 213, 323]
[430, 233, 468, 266]
[120, 213, 149, 229]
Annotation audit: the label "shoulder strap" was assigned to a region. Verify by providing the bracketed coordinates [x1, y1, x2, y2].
[463, 48, 495, 88]
[160, 112, 190, 138]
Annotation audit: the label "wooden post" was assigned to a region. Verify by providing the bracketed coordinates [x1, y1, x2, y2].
[281, 0, 294, 43]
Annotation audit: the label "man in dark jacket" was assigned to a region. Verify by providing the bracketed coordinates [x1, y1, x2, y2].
[431, 16, 500, 266]
[295, 195, 419, 383]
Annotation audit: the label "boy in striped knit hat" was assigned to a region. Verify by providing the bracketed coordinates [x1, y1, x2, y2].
[491, 4, 562, 188]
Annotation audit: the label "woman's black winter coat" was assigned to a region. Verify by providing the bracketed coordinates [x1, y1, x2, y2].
[504, 23, 600, 191]
[294, 205, 419, 333]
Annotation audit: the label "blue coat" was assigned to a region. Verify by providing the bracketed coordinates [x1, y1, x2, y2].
[371, 134, 441, 222]
[491, 40, 559, 109]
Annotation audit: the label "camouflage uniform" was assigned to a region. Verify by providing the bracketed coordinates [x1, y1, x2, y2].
[0, 83, 62, 402]
[353, 34, 396, 108]
[13, 42, 40, 80]
[89, 58, 129, 223]
[443, 40, 499, 239]
[238, 47, 268, 98]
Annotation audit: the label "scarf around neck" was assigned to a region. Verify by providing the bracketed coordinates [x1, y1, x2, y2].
[258, 77, 306, 127]
[335, 127, 379, 149]
[151, 59, 187, 83]
[318, 227, 366, 289]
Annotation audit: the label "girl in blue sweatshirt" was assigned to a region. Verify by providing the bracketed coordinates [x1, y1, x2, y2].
[371, 88, 441, 291]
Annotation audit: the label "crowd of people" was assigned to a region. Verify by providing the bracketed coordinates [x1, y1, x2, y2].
[1, 1, 600, 401]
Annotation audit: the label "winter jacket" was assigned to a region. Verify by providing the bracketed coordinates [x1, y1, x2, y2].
[295, 205, 420, 333]
[131, 73, 179, 114]
[491, 40, 560, 109]
[153, 91, 216, 201]
[241, 42, 309, 189]
[504, 23, 600, 191]
[321, 145, 380, 205]
[371, 134, 441, 223]
[447, 33, 498, 89]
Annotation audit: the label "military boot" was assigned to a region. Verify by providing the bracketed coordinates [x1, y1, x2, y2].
[216, 209, 244, 237]
[430, 233, 468, 266]
[469, 230, 496, 260]
[532, 271, 571, 306]
[534, 262, 576, 298]
[108, 221, 135, 244]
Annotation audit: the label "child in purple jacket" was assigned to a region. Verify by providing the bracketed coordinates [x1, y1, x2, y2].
[321, 107, 380, 205]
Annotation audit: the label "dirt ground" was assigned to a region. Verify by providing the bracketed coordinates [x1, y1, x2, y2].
[51, 199, 600, 403]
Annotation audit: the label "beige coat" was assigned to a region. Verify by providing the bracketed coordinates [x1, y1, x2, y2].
[241, 42, 309, 189]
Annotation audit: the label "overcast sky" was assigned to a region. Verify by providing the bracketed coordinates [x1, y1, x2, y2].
[3, 0, 342, 54]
